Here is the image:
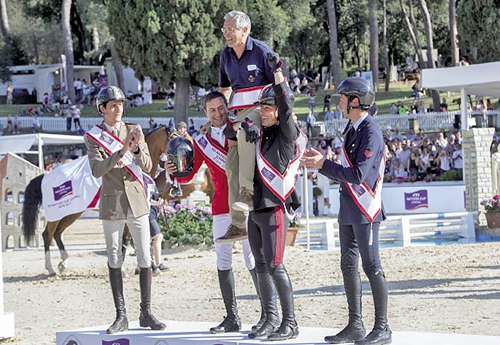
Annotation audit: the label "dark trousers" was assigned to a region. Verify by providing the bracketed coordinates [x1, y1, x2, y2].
[339, 223, 382, 277]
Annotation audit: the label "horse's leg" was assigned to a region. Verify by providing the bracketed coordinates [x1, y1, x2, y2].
[54, 213, 83, 274]
[42, 223, 58, 277]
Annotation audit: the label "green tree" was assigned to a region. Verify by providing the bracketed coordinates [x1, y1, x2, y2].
[108, 0, 238, 124]
[457, 0, 500, 63]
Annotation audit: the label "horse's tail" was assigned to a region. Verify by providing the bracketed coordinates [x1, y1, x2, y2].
[22, 174, 44, 245]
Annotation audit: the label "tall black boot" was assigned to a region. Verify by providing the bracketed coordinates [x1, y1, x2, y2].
[249, 268, 266, 331]
[354, 270, 392, 345]
[106, 266, 128, 334]
[267, 264, 299, 341]
[139, 267, 166, 330]
[325, 273, 366, 344]
[209, 269, 241, 334]
[248, 270, 280, 338]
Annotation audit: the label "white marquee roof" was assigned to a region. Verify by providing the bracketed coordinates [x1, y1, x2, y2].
[421, 61, 500, 98]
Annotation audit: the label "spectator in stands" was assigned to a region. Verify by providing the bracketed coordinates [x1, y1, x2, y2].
[334, 104, 343, 119]
[435, 132, 447, 149]
[438, 148, 452, 175]
[426, 153, 440, 177]
[395, 139, 411, 169]
[417, 101, 426, 114]
[452, 143, 463, 169]
[332, 130, 344, 150]
[407, 148, 420, 179]
[406, 128, 416, 142]
[393, 128, 403, 141]
[317, 134, 327, 151]
[384, 126, 393, 141]
[72, 105, 81, 129]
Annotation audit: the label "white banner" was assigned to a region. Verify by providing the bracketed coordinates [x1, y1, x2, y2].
[41, 156, 101, 222]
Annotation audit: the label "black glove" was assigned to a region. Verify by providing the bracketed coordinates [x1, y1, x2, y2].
[241, 117, 260, 143]
[267, 51, 282, 73]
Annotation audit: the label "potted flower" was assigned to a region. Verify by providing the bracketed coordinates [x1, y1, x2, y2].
[480, 195, 500, 228]
[287, 211, 303, 246]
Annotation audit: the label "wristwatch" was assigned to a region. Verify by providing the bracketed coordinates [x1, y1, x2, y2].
[273, 68, 282, 73]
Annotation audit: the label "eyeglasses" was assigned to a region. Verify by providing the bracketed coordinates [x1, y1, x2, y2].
[221, 27, 238, 34]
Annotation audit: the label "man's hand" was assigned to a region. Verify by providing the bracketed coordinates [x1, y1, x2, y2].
[200, 121, 211, 134]
[300, 147, 326, 170]
[241, 118, 260, 143]
[120, 127, 142, 156]
[267, 51, 282, 72]
[164, 160, 177, 174]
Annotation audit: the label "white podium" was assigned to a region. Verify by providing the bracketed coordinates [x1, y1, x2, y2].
[0, 223, 15, 340]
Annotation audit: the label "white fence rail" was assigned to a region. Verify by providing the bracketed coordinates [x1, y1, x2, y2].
[295, 212, 477, 250]
[0, 116, 209, 134]
[1, 110, 499, 135]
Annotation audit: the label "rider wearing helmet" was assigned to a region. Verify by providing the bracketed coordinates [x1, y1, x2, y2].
[301, 77, 391, 345]
[336, 77, 375, 115]
[85, 85, 165, 334]
[96, 85, 126, 114]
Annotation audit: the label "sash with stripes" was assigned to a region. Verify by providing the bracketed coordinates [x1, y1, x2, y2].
[86, 125, 154, 195]
[339, 147, 385, 222]
[194, 132, 227, 174]
[256, 131, 308, 202]
[229, 85, 265, 111]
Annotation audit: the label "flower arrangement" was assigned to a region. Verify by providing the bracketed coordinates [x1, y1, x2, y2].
[158, 203, 213, 246]
[289, 211, 303, 228]
[480, 195, 500, 214]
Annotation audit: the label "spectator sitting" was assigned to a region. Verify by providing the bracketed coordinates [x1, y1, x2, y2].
[163, 98, 174, 110]
[134, 95, 143, 107]
[77, 125, 86, 136]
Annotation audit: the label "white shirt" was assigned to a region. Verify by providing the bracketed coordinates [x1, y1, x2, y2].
[210, 124, 227, 147]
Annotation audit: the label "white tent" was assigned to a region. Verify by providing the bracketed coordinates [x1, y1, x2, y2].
[421, 61, 500, 130]
[0, 133, 84, 169]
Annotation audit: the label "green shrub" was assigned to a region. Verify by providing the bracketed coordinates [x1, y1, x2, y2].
[434, 169, 463, 181]
[158, 204, 213, 247]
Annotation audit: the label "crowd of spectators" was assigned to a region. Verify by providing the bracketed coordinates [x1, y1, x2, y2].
[309, 127, 464, 184]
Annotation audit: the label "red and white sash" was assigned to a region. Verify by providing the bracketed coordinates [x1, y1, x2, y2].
[339, 147, 385, 222]
[86, 125, 153, 193]
[194, 132, 227, 174]
[229, 86, 265, 111]
[256, 131, 308, 202]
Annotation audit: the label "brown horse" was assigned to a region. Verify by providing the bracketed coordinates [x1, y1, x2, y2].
[22, 125, 214, 276]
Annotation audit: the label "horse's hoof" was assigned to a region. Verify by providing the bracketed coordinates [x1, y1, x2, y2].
[58, 262, 67, 273]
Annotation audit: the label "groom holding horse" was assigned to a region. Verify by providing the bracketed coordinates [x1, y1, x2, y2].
[84, 86, 165, 334]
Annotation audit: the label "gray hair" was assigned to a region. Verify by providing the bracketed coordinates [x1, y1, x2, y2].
[224, 11, 251, 33]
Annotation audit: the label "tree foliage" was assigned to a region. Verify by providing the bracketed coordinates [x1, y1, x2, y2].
[457, 0, 500, 63]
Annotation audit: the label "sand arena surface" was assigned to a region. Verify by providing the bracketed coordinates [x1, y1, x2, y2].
[1, 218, 500, 344]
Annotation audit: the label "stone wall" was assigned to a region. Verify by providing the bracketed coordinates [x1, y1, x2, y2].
[463, 128, 494, 227]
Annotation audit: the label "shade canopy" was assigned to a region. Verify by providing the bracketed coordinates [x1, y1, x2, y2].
[421, 61, 500, 98]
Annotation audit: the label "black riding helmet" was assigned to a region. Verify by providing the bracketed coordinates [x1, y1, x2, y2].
[96, 86, 126, 113]
[337, 77, 375, 111]
[167, 136, 194, 178]
[255, 83, 295, 106]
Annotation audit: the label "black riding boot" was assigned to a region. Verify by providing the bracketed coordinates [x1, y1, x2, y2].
[354, 270, 392, 345]
[248, 269, 279, 339]
[106, 266, 128, 334]
[209, 269, 241, 334]
[249, 268, 267, 331]
[325, 273, 366, 343]
[267, 264, 299, 341]
[139, 267, 166, 330]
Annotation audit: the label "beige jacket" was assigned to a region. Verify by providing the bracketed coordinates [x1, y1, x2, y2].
[84, 121, 152, 220]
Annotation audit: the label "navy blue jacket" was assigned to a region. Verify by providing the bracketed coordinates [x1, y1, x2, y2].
[320, 115, 386, 224]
